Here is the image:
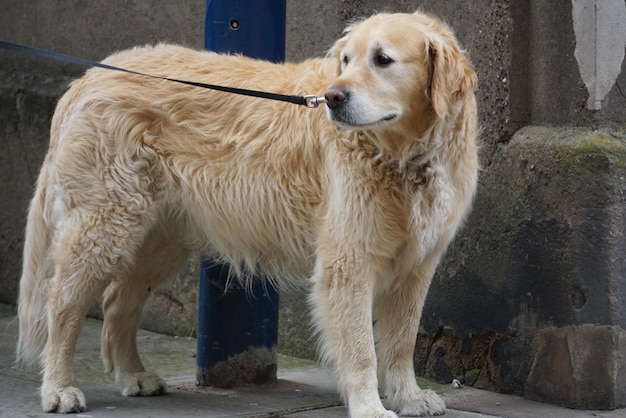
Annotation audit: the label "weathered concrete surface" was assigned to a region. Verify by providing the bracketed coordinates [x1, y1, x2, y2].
[526, 325, 626, 410]
[5, 303, 626, 418]
[196, 346, 278, 388]
[0, 72, 72, 305]
[417, 126, 626, 407]
[0, 0, 205, 77]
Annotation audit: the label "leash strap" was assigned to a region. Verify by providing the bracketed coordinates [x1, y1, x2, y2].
[0, 40, 326, 108]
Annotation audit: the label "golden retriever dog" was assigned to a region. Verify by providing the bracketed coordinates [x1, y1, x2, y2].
[16, 11, 478, 418]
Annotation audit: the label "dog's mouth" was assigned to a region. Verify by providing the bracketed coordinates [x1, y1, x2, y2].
[328, 111, 400, 129]
[381, 113, 399, 122]
[358, 113, 400, 127]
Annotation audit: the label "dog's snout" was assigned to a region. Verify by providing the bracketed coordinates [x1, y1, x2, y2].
[324, 87, 348, 109]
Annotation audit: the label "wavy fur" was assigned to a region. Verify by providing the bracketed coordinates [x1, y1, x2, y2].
[17, 11, 478, 417]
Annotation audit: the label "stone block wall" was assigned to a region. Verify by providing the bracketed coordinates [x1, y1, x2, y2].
[1, 0, 626, 410]
[419, 127, 626, 408]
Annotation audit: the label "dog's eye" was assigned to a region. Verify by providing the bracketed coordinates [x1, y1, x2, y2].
[342, 55, 349, 65]
[375, 53, 394, 67]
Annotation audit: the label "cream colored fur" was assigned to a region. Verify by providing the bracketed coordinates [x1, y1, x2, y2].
[17, 11, 478, 417]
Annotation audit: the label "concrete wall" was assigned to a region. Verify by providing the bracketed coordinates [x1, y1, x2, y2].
[0, 0, 207, 328]
[1, 0, 626, 409]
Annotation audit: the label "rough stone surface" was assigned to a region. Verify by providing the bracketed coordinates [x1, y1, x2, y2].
[0, 0, 205, 77]
[0, 72, 71, 305]
[417, 126, 626, 406]
[277, 286, 318, 361]
[139, 254, 201, 338]
[526, 325, 626, 410]
[196, 346, 278, 388]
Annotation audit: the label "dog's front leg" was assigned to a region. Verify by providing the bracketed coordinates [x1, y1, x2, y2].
[375, 260, 445, 417]
[310, 251, 398, 418]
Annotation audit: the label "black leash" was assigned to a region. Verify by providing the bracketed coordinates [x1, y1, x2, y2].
[0, 40, 327, 108]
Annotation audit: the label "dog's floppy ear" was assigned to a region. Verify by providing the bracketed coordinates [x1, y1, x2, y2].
[427, 35, 477, 118]
[327, 29, 351, 75]
[328, 34, 348, 60]
[327, 22, 356, 62]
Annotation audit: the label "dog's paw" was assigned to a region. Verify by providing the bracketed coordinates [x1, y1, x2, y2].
[378, 411, 400, 418]
[390, 389, 446, 416]
[349, 406, 399, 418]
[41, 386, 87, 413]
[119, 371, 167, 396]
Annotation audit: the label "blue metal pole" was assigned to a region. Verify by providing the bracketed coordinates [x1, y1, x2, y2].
[196, 0, 285, 388]
[204, 0, 286, 62]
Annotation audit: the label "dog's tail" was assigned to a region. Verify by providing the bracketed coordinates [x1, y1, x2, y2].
[16, 167, 54, 368]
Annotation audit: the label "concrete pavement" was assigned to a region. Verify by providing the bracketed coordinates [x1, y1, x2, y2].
[1, 303, 624, 417]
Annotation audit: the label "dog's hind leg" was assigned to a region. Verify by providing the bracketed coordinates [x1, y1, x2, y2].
[41, 209, 155, 413]
[374, 260, 446, 417]
[101, 229, 188, 397]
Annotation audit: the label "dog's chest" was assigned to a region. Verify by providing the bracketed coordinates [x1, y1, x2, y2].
[327, 145, 452, 259]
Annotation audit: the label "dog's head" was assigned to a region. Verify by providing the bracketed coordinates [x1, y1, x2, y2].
[325, 11, 477, 132]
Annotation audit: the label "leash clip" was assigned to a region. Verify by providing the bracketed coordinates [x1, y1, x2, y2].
[304, 95, 326, 108]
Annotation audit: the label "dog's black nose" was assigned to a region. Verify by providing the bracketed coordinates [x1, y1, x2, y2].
[324, 87, 347, 109]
